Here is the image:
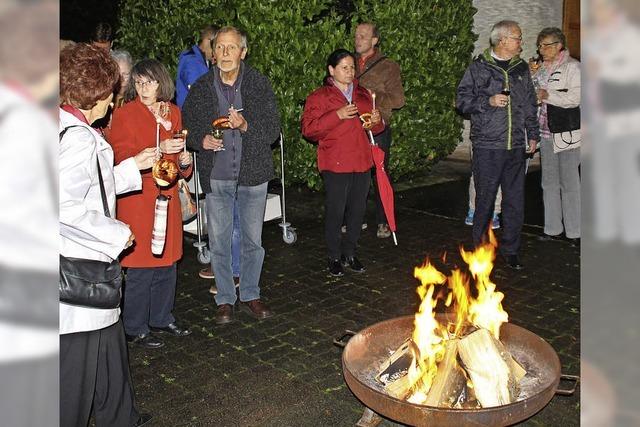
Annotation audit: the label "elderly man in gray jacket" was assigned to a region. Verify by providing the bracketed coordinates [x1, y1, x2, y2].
[183, 26, 280, 325]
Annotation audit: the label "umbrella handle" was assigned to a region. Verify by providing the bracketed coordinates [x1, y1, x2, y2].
[367, 130, 376, 145]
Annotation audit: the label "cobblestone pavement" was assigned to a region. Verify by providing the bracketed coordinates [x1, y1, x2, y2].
[127, 168, 580, 426]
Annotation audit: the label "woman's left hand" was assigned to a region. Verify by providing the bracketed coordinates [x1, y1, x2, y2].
[160, 137, 185, 154]
[536, 89, 549, 101]
[178, 151, 192, 167]
[371, 109, 382, 125]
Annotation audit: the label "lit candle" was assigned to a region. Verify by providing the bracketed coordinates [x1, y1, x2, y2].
[372, 92, 376, 111]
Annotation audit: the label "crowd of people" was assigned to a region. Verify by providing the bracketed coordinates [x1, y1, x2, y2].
[59, 18, 580, 426]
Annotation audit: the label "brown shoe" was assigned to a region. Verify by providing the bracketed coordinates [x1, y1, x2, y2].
[215, 304, 233, 325]
[239, 299, 273, 319]
[199, 267, 214, 279]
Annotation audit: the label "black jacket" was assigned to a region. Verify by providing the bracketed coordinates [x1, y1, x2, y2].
[182, 64, 281, 191]
[456, 49, 540, 150]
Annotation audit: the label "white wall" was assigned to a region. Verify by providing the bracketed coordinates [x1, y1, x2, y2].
[472, 0, 564, 60]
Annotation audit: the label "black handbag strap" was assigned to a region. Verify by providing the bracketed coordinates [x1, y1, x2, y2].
[60, 125, 111, 218]
[356, 55, 387, 79]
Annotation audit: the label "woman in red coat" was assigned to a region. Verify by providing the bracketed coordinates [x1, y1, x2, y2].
[302, 49, 384, 277]
[109, 59, 193, 349]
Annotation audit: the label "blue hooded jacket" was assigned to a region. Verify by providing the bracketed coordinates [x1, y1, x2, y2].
[176, 45, 209, 108]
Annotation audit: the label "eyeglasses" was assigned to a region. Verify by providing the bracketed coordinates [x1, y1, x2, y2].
[507, 35, 523, 42]
[134, 79, 158, 88]
[537, 41, 559, 49]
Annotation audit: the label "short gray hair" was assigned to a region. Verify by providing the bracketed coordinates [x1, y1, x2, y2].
[489, 20, 520, 47]
[213, 26, 247, 50]
[110, 49, 133, 67]
[536, 27, 566, 50]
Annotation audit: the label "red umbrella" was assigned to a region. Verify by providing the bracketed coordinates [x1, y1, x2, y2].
[367, 130, 398, 245]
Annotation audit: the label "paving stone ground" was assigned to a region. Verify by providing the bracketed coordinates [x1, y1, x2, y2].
[127, 155, 580, 426]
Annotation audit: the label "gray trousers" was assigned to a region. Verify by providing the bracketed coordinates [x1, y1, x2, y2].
[540, 137, 581, 238]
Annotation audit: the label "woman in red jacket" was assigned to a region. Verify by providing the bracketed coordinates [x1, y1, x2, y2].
[302, 49, 384, 277]
[109, 59, 193, 349]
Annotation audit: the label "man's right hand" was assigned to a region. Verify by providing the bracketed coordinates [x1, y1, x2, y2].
[489, 94, 509, 108]
[202, 134, 224, 151]
[336, 103, 359, 120]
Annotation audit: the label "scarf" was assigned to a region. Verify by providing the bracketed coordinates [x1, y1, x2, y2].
[147, 101, 172, 131]
[532, 49, 569, 138]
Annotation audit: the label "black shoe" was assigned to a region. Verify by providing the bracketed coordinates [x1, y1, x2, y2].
[328, 259, 344, 276]
[126, 333, 164, 349]
[341, 255, 365, 273]
[503, 254, 524, 270]
[135, 413, 153, 426]
[150, 322, 192, 337]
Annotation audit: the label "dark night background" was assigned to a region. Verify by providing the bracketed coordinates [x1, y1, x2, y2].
[60, 0, 355, 42]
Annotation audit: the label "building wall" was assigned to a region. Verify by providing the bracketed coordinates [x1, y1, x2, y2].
[472, 0, 564, 60]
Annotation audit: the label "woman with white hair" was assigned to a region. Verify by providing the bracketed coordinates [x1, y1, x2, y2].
[531, 27, 581, 244]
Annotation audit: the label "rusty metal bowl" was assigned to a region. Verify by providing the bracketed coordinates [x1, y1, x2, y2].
[338, 315, 577, 426]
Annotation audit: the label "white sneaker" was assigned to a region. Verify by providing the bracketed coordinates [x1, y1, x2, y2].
[341, 224, 367, 233]
[376, 224, 391, 238]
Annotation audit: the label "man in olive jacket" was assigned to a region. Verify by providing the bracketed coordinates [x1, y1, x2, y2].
[182, 26, 281, 325]
[355, 22, 405, 239]
[456, 20, 539, 270]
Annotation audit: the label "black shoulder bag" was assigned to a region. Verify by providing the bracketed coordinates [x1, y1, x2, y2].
[59, 126, 123, 309]
[546, 89, 580, 133]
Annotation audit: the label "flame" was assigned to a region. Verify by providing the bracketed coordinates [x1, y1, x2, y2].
[460, 231, 508, 340]
[404, 229, 509, 402]
[405, 261, 448, 399]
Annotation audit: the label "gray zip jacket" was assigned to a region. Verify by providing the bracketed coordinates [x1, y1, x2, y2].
[456, 49, 540, 150]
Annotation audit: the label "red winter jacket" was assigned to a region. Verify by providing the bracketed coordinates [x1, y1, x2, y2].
[302, 79, 384, 173]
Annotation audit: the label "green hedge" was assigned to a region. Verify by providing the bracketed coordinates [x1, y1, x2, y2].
[117, 0, 476, 189]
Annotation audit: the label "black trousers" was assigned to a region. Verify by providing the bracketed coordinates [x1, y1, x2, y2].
[122, 265, 177, 336]
[60, 319, 139, 427]
[471, 147, 526, 255]
[371, 127, 392, 225]
[322, 171, 370, 260]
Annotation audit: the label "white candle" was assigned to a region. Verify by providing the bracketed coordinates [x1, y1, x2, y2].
[372, 92, 376, 111]
[156, 122, 160, 156]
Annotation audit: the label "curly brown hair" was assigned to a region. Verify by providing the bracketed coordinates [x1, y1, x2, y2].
[60, 43, 120, 110]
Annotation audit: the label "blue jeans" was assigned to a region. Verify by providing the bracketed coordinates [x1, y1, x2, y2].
[231, 201, 241, 277]
[206, 180, 267, 305]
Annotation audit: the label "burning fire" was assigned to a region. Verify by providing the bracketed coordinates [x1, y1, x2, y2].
[406, 230, 509, 403]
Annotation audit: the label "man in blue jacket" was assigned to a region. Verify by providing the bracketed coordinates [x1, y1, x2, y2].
[176, 25, 216, 108]
[456, 20, 540, 269]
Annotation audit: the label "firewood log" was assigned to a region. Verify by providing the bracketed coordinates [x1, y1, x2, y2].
[457, 329, 522, 407]
[424, 339, 467, 407]
[377, 338, 420, 400]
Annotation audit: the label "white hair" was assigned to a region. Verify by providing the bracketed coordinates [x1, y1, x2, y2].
[489, 20, 520, 47]
[110, 49, 133, 66]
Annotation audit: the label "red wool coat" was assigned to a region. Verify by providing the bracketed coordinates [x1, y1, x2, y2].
[108, 98, 192, 267]
[301, 79, 384, 173]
